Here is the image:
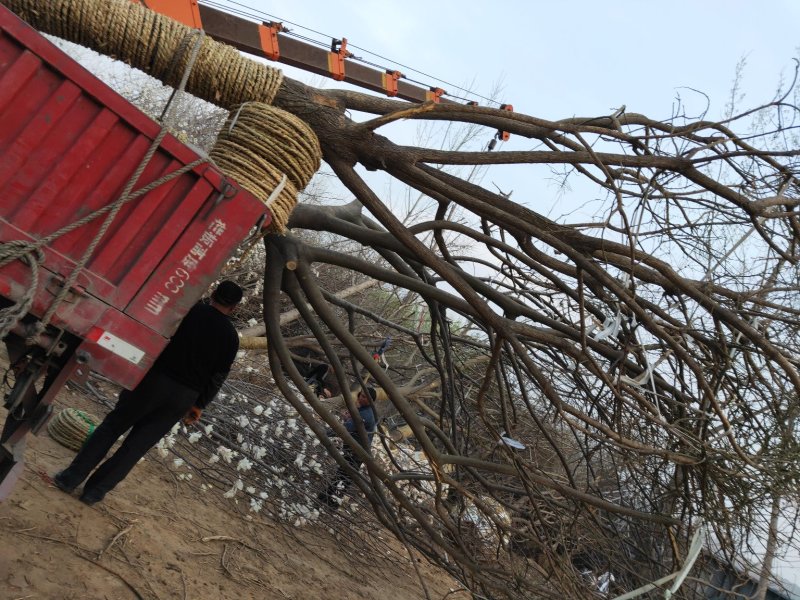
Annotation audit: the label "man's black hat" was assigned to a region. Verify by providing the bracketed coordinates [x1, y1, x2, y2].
[212, 280, 243, 306]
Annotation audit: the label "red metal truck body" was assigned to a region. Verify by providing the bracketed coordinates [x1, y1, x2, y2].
[0, 4, 268, 389]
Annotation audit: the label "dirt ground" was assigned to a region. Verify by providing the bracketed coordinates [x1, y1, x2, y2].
[0, 383, 464, 600]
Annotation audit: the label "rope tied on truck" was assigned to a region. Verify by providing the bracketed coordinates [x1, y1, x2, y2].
[6, 0, 324, 233]
[0, 243, 45, 341]
[0, 28, 207, 344]
[1, 0, 322, 343]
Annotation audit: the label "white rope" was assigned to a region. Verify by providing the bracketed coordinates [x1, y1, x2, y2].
[263, 173, 288, 212]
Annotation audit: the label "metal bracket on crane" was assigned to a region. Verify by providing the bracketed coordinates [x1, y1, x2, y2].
[426, 87, 445, 103]
[382, 70, 402, 97]
[258, 21, 283, 61]
[328, 37, 352, 81]
[499, 103, 513, 141]
[132, 0, 202, 28]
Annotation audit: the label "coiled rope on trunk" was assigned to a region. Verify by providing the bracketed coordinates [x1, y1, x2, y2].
[210, 103, 322, 233]
[3, 0, 285, 107]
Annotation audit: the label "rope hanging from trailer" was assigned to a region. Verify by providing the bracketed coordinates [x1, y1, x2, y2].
[0, 27, 207, 344]
[0, 1, 325, 341]
[5, 0, 324, 232]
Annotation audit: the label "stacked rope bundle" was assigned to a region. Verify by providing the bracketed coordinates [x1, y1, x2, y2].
[2, 0, 284, 107]
[47, 407, 99, 451]
[210, 103, 322, 233]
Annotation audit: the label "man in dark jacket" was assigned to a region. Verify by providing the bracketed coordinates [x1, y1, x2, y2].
[53, 280, 242, 505]
[318, 386, 378, 509]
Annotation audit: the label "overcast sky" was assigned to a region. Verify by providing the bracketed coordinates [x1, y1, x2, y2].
[202, 0, 800, 231]
[213, 0, 800, 122]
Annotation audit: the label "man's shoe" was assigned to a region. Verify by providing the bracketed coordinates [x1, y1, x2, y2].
[52, 471, 76, 494]
[79, 489, 104, 506]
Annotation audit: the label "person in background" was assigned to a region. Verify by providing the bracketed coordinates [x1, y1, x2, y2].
[53, 280, 243, 505]
[318, 386, 378, 509]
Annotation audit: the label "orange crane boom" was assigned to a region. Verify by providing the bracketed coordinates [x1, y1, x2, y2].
[133, 0, 454, 105]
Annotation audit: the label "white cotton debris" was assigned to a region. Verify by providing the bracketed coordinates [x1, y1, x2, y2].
[253, 446, 267, 460]
[237, 457, 253, 472]
[170, 422, 181, 435]
[247, 318, 258, 327]
[237, 415, 250, 428]
[259, 491, 268, 499]
[294, 453, 305, 468]
[250, 498, 263, 513]
[218, 446, 235, 463]
[172, 458, 184, 468]
[203, 424, 214, 435]
[157, 447, 169, 458]
[236, 433, 244, 444]
[253, 404, 264, 416]
[287, 418, 297, 429]
[209, 454, 220, 464]
[188, 432, 202, 444]
[246, 486, 256, 494]
[223, 478, 244, 498]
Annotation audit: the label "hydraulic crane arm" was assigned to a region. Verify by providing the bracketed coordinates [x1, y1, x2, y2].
[133, 0, 453, 105]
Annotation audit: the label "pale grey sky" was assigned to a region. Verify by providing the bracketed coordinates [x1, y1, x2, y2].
[215, 0, 799, 121]
[206, 0, 800, 232]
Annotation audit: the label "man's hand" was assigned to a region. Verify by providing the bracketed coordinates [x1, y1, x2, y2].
[183, 406, 203, 425]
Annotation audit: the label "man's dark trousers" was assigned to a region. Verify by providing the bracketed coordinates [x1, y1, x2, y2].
[58, 370, 197, 498]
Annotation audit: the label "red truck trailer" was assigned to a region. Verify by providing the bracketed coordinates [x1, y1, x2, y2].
[0, 4, 271, 498]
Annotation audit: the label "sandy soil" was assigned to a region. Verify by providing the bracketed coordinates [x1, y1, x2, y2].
[0, 383, 462, 600]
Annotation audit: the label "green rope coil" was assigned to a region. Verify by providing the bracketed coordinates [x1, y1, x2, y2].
[47, 407, 100, 451]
